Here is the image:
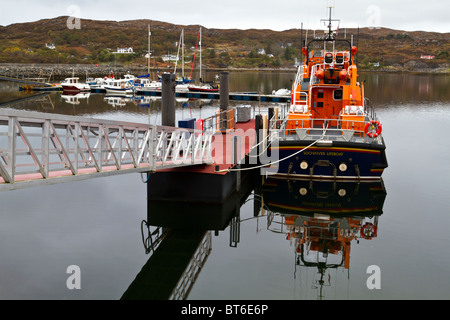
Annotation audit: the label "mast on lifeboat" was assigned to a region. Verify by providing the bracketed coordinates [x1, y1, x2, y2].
[321, 5, 340, 41]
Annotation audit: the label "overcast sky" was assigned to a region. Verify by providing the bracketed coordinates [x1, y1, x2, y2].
[1, 0, 449, 33]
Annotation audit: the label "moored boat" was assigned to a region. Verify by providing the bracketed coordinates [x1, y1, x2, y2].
[266, 8, 388, 181]
[104, 78, 134, 95]
[186, 27, 220, 94]
[272, 88, 291, 96]
[188, 83, 219, 93]
[61, 77, 90, 94]
[134, 77, 162, 91]
[87, 77, 110, 93]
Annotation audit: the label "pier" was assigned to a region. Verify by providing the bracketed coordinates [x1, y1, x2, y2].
[136, 89, 291, 103]
[0, 72, 267, 196]
[0, 109, 215, 191]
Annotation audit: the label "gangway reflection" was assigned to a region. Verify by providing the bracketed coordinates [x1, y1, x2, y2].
[260, 177, 387, 300]
[121, 171, 256, 300]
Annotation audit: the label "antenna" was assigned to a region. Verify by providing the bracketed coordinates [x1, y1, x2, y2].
[300, 22, 303, 62]
[320, 4, 340, 40]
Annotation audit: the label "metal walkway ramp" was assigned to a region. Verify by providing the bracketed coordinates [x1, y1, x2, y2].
[0, 75, 52, 87]
[0, 109, 213, 191]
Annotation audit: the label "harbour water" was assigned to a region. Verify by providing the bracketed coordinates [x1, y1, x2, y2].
[0, 71, 449, 300]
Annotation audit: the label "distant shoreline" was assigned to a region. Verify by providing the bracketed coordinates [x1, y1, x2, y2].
[0, 63, 448, 81]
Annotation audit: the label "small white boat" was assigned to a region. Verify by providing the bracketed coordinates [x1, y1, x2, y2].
[88, 77, 109, 92]
[104, 79, 134, 95]
[272, 88, 291, 96]
[134, 77, 162, 91]
[176, 84, 190, 93]
[61, 77, 90, 93]
[187, 83, 219, 93]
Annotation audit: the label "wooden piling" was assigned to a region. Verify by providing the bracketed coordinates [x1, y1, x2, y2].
[161, 73, 176, 127]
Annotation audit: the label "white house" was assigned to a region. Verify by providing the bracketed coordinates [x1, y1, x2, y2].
[116, 47, 134, 54]
[162, 54, 179, 62]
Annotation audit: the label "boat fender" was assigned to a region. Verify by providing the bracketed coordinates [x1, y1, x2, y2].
[316, 69, 325, 80]
[365, 120, 382, 138]
[339, 70, 348, 81]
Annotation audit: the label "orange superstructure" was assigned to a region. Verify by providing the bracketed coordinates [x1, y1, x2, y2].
[286, 11, 374, 138]
[268, 5, 387, 181]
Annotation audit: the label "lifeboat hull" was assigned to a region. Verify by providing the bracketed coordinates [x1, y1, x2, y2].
[269, 140, 388, 181]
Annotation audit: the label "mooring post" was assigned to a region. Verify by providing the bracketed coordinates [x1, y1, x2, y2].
[160, 73, 176, 178]
[220, 71, 229, 112]
[161, 73, 176, 127]
[220, 71, 230, 133]
[268, 107, 274, 131]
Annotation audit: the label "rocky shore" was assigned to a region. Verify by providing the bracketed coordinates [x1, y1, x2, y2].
[0, 63, 448, 82]
[0, 63, 153, 81]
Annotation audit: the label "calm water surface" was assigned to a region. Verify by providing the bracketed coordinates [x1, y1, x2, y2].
[0, 71, 449, 300]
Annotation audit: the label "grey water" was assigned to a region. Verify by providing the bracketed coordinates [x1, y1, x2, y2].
[0, 71, 449, 300]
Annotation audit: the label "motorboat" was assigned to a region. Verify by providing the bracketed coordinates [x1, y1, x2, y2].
[104, 78, 134, 95]
[61, 77, 90, 94]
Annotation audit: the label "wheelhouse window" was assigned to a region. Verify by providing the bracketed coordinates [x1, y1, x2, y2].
[334, 89, 343, 100]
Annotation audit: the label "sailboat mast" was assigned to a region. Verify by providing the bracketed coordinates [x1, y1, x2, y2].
[174, 30, 183, 74]
[148, 24, 151, 75]
[199, 27, 202, 83]
[181, 29, 184, 79]
[182, 29, 185, 78]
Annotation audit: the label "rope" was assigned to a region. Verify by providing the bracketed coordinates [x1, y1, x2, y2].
[215, 136, 324, 173]
[216, 123, 329, 173]
[248, 132, 280, 158]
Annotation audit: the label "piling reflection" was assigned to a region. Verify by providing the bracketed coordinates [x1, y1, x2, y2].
[261, 178, 387, 299]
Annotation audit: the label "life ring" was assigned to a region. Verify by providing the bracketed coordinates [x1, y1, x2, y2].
[365, 120, 382, 138]
[360, 222, 377, 239]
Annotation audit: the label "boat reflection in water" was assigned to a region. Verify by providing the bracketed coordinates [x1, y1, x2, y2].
[61, 92, 90, 105]
[262, 177, 387, 300]
[122, 171, 386, 300]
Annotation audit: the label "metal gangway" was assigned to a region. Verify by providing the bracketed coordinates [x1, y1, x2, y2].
[0, 109, 214, 191]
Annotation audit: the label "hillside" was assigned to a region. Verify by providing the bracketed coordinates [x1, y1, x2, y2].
[0, 16, 449, 72]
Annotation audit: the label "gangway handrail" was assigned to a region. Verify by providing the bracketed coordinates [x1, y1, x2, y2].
[0, 109, 213, 190]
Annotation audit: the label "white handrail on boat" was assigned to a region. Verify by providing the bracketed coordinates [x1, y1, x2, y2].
[269, 115, 384, 144]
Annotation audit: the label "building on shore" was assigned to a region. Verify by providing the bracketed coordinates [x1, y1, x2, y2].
[115, 47, 134, 54]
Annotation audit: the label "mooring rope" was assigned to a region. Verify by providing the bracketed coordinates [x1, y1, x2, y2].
[216, 122, 329, 173]
[215, 136, 325, 173]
